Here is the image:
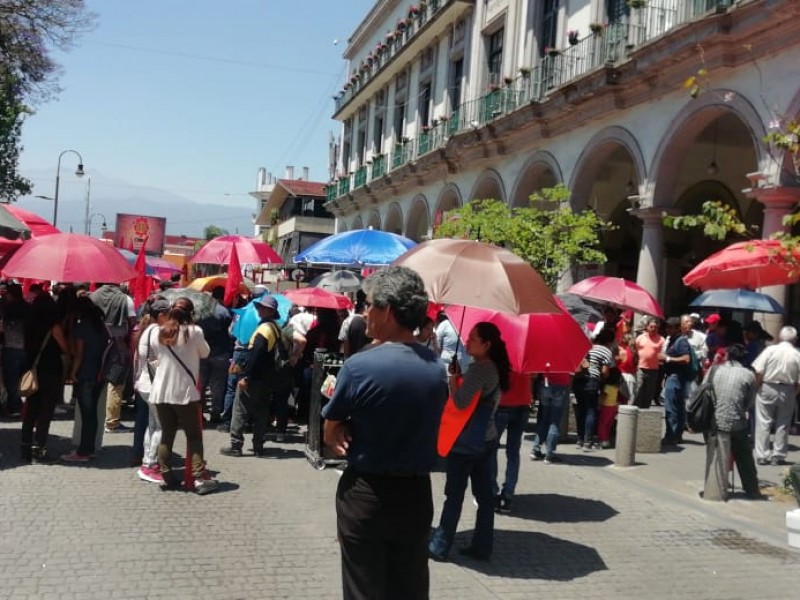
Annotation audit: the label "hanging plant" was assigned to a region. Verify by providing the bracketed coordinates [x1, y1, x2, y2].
[568, 30, 579, 45]
[386, 30, 396, 42]
[397, 19, 407, 30]
[627, 0, 647, 8]
[408, 5, 420, 18]
[519, 66, 532, 77]
[590, 22, 605, 34]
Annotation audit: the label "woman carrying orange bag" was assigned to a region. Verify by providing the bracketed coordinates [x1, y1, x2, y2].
[429, 322, 510, 562]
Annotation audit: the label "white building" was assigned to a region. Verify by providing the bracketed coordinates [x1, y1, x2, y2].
[326, 0, 800, 324]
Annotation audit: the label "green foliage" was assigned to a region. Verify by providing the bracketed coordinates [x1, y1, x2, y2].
[434, 184, 612, 290]
[204, 225, 230, 240]
[662, 200, 755, 241]
[0, 82, 31, 202]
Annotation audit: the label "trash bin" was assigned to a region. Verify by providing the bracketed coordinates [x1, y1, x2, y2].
[305, 350, 347, 470]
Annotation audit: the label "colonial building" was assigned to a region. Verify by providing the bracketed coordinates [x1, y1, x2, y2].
[251, 166, 335, 264]
[325, 0, 800, 325]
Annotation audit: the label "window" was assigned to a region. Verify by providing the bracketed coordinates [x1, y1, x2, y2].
[487, 28, 504, 84]
[539, 0, 558, 56]
[419, 82, 432, 126]
[450, 58, 463, 111]
[394, 98, 405, 140]
[606, 0, 629, 23]
[373, 117, 384, 153]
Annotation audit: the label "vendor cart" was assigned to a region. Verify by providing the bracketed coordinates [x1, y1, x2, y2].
[305, 350, 347, 470]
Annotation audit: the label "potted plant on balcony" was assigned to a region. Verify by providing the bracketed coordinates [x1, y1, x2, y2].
[568, 30, 579, 45]
[519, 66, 532, 78]
[503, 76, 514, 86]
[386, 30, 396, 42]
[545, 47, 561, 58]
[397, 18, 407, 31]
[408, 5, 420, 18]
[627, 0, 647, 8]
[487, 82, 501, 93]
[421, 124, 430, 134]
[589, 22, 604, 35]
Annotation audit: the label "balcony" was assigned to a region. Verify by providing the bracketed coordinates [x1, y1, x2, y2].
[354, 165, 368, 189]
[327, 0, 738, 203]
[275, 215, 336, 239]
[333, 0, 474, 120]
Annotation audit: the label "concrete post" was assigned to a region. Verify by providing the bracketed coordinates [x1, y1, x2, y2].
[633, 207, 665, 303]
[615, 405, 638, 467]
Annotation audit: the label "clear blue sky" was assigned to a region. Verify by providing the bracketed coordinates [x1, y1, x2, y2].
[19, 0, 373, 212]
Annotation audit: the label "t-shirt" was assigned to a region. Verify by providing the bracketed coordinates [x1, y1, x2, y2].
[72, 319, 106, 383]
[321, 342, 447, 474]
[346, 315, 370, 355]
[636, 333, 665, 370]
[665, 335, 692, 379]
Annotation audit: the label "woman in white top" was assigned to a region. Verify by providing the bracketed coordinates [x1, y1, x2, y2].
[147, 297, 218, 495]
[134, 298, 171, 483]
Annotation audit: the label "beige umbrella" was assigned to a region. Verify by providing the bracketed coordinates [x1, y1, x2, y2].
[392, 238, 561, 315]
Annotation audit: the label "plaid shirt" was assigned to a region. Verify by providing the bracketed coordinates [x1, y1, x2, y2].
[707, 361, 756, 432]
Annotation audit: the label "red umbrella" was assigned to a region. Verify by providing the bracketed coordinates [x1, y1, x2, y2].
[683, 239, 800, 291]
[567, 276, 663, 317]
[283, 287, 353, 310]
[392, 239, 561, 315]
[445, 298, 591, 374]
[0, 205, 59, 255]
[0, 233, 138, 283]
[191, 234, 282, 265]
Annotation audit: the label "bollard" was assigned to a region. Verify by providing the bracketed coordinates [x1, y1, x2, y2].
[615, 405, 638, 467]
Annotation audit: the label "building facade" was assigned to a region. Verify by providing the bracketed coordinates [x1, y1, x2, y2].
[326, 0, 800, 322]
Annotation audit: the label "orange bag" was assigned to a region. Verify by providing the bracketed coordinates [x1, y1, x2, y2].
[437, 376, 482, 457]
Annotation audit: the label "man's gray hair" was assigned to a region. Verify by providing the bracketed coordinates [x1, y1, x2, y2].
[362, 266, 429, 331]
[779, 326, 797, 343]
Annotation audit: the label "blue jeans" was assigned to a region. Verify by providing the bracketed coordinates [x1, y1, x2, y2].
[131, 391, 149, 462]
[221, 349, 246, 424]
[533, 383, 569, 456]
[75, 380, 104, 455]
[2, 347, 26, 413]
[663, 374, 687, 441]
[491, 406, 528, 498]
[574, 384, 599, 443]
[429, 442, 495, 559]
[201, 354, 230, 416]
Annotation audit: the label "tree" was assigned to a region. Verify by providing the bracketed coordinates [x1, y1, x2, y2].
[0, 0, 94, 201]
[204, 225, 229, 240]
[662, 200, 756, 242]
[435, 184, 613, 290]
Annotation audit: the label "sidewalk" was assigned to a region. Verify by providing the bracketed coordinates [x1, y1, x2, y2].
[0, 413, 798, 599]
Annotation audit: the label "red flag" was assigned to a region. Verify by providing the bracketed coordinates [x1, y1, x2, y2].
[223, 243, 243, 307]
[131, 237, 150, 307]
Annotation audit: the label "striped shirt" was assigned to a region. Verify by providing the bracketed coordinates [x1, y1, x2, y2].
[708, 361, 756, 432]
[454, 359, 501, 441]
[586, 345, 614, 381]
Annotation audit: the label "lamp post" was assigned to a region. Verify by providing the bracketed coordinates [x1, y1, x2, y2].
[53, 149, 85, 228]
[83, 177, 91, 234]
[88, 212, 107, 238]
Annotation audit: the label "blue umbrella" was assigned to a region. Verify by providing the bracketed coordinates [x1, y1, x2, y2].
[117, 248, 156, 275]
[689, 289, 784, 314]
[293, 228, 417, 266]
[230, 293, 291, 345]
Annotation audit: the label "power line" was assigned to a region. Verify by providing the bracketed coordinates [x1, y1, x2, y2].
[23, 176, 252, 198]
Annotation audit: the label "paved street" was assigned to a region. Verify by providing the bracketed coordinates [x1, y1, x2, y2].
[1, 407, 799, 599]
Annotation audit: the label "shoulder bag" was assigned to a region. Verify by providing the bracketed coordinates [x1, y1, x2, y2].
[687, 367, 717, 433]
[19, 331, 53, 399]
[166, 345, 197, 388]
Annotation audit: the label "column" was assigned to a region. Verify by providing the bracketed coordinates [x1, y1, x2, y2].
[633, 207, 664, 303]
[745, 180, 800, 335]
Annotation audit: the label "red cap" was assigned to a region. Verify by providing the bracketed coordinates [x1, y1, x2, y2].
[705, 314, 721, 324]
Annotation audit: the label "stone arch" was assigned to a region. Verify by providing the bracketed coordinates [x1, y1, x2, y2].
[510, 151, 564, 208]
[774, 84, 800, 185]
[650, 90, 769, 207]
[351, 215, 364, 230]
[366, 209, 381, 230]
[384, 202, 403, 234]
[405, 195, 431, 241]
[468, 168, 507, 204]
[432, 183, 463, 232]
[569, 126, 646, 212]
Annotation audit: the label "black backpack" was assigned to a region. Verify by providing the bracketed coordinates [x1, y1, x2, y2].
[266, 321, 294, 377]
[687, 368, 717, 432]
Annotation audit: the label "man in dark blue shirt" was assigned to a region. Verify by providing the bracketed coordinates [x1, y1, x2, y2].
[661, 315, 693, 445]
[322, 266, 446, 600]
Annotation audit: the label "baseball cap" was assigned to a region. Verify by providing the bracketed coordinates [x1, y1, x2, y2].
[255, 295, 279, 311]
[705, 314, 721, 324]
[149, 298, 171, 314]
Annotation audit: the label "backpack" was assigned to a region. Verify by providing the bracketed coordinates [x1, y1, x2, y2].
[687, 369, 717, 432]
[686, 341, 702, 380]
[266, 321, 294, 378]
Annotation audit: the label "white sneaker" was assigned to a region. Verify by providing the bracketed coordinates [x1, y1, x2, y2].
[194, 478, 220, 495]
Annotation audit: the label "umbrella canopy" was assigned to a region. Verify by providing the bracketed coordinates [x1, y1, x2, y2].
[555, 293, 603, 326]
[191, 235, 283, 265]
[282, 287, 353, 310]
[294, 228, 417, 266]
[5, 205, 59, 238]
[683, 239, 800, 291]
[0, 204, 31, 241]
[0, 233, 138, 283]
[230, 293, 292, 344]
[689, 288, 784, 314]
[392, 238, 561, 315]
[567, 276, 663, 317]
[445, 299, 590, 374]
[118, 249, 182, 280]
[187, 275, 255, 295]
[309, 270, 362, 293]
[159, 288, 220, 321]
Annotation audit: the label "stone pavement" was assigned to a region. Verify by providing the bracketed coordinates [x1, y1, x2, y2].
[1, 407, 799, 600]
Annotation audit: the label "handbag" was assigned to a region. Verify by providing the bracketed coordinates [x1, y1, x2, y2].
[19, 331, 52, 399]
[687, 367, 717, 433]
[437, 375, 482, 457]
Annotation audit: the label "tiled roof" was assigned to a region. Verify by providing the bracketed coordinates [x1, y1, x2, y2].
[277, 179, 326, 198]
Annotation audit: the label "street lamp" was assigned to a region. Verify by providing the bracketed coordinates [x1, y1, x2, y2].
[53, 149, 85, 228]
[83, 177, 92, 235]
[88, 212, 107, 237]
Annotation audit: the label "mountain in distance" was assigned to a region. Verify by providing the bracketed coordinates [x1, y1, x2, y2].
[16, 170, 258, 238]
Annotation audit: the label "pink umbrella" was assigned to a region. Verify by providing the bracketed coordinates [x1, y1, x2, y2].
[1, 233, 138, 283]
[445, 298, 591, 374]
[191, 234, 282, 265]
[283, 287, 353, 310]
[567, 276, 663, 317]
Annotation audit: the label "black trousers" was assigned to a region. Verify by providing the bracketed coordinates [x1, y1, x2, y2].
[336, 468, 433, 600]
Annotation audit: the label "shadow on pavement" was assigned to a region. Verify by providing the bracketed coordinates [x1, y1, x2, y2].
[509, 493, 619, 523]
[454, 529, 607, 580]
[559, 454, 614, 467]
[257, 448, 305, 460]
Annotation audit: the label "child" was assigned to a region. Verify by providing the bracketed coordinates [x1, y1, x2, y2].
[597, 367, 621, 449]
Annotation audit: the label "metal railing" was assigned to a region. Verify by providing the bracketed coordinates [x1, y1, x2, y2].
[327, 0, 737, 201]
[354, 165, 368, 189]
